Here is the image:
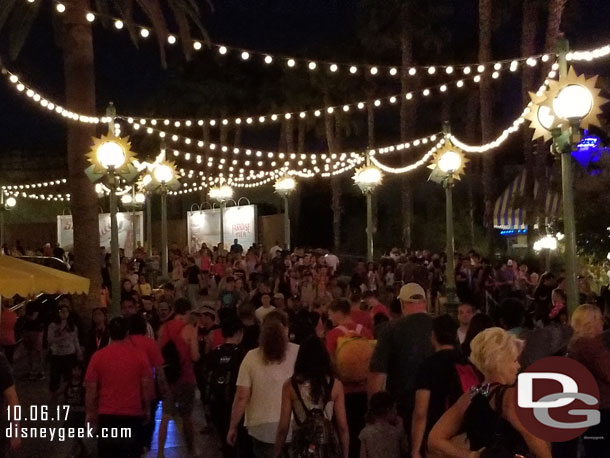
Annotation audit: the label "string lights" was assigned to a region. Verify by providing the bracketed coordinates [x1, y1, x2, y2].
[1, 178, 67, 191]
[125, 70, 518, 127]
[1, 68, 108, 124]
[43, 0, 560, 80]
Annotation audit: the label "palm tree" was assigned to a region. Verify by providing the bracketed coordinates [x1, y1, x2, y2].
[0, 0, 206, 311]
[521, 0, 539, 251]
[479, 0, 495, 257]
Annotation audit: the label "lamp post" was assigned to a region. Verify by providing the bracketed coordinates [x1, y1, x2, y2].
[524, 39, 607, 311]
[143, 160, 180, 279]
[209, 185, 234, 249]
[121, 188, 145, 257]
[86, 130, 138, 316]
[274, 176, 297, 250]
[0, 190, 17, 248]
[429, 136, 468, 317]
[353, 163, 383, 262]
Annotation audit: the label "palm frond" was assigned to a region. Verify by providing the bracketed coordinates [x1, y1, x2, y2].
[8, 0, 42, 60]
[0, 0, 19, 32]
[115, 0, 141, 50]
[134, 0, 169, 67]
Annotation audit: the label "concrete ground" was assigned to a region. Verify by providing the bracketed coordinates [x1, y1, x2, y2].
[9, 348, 222, 458]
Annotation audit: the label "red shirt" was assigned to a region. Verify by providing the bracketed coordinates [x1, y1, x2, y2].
[370, 303, 390, 319]
[350, 309, 373, 332]
[158, 318, 196, 384]
[209, 328, 226, 349]
[0, 309, 17, 345]
[129, 335, 164, 369]
[85, 341, 150, 416]
[326, 322, 373, 356]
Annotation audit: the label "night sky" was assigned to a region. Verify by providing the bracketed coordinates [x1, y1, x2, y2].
[1, 0, 610, 250]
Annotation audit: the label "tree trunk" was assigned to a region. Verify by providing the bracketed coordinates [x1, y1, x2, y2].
[220, 124, 229, 146]
[278, 119, 287, 153]
[479, 0, 495, 257]
[286, 117, 295, 154]
[522, 0, 538, 251]
[400, 14, 417, 250]
[466, 95, 479, 249]
[545, 0, 567, 54]
[297, 118, 306, 154]
[233, 124, 242, 148]
[324, 92, 341, 252]
[62, 0, 101, 313]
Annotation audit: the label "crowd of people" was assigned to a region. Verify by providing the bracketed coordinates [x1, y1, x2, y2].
[0, 240, 610, 458]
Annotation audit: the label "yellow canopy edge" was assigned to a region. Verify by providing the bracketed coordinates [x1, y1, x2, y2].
[0, 256, 90, 297]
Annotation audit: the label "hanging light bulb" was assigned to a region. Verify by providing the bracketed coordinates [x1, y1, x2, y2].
[114, 20, 124, 29]
[140, 28, 150, 38]
[56, 3, 66, 13]
[241, 51, 250, 60]
[167, 35, 177, 45]
[86, 12, 95, 22]
[218, 46, 227, 55]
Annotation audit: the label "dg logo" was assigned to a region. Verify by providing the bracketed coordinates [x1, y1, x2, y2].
[515, 356, 600, 442]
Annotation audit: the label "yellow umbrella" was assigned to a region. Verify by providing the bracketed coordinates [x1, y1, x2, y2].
[0, 256, 90, 297]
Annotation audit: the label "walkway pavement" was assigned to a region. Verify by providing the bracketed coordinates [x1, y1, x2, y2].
[9, 349, 222, 458]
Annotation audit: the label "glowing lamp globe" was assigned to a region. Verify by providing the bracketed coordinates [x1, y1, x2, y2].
[209, 185, 234, 201]
[96, 141, 126, 170]
[553, 84, 594, 121]
[153, 164, 174, 184]
[135, 193, 146, 204]
[5, 196, 17, 208]
[121, 194, 133, 205]
[274, 176, 297, 196]
[537, 105, 556, 130]
[438, 150, 463, 174]
[353, 166, 382, 193]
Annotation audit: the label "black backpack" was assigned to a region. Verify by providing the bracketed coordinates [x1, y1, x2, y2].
[290, 378, 341, 458]
[205, 344, 245, 406]
[162, 326, 182, 384]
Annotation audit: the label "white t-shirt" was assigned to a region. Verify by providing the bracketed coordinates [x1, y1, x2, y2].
[255, 305, 276, 324]
[236, 343, 299, 442]
[457, 327, 467, 344]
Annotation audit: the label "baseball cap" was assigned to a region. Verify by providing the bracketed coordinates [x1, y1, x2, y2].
[273, 293, 285, 300]
[397, 283, 426, 302]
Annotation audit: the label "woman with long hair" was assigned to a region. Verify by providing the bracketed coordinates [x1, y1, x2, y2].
[275, 337, 349, 458]
[429, 328, 551, 458]
[568, 304, 610, 457]
[47, 305, 81, 397]
[227, 310, 299, 458]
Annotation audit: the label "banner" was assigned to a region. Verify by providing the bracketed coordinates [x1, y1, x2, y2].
[187, 205, 257, 252]
[57, 211, 144, 256]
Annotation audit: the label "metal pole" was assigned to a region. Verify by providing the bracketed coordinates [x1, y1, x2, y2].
[108, 174, 121, 317]
[445, 178, 459, 316]
[219, 201, 225, 248]
[366, 191, 373, 262]
[131, 187, 137, 257]
[161, 189, 168, 279]
[146, 194, 152, 258]
[557, 38, 579, 312]
[283, 195, 291, 250]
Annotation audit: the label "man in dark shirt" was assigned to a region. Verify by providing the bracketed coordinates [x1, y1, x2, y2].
[411, 315, 464, 457]
[368, 283, 433, 435]
[205, 318, 246, 458]
[185, 256, 201, 307]
[230, 239, 243, 255]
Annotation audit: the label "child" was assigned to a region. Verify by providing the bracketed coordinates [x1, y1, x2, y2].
[359, 391, 409, 458]
[64, 363, 86, 457]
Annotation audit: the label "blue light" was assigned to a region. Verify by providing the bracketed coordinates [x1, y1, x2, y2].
[500, 228, 528, 236]
[573, 134, 601, 169]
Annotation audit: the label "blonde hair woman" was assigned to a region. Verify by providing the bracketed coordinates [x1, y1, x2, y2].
[569, 304, 610, 457]
[428, 327, 551, 458]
